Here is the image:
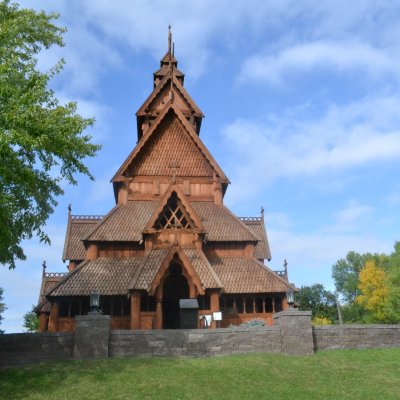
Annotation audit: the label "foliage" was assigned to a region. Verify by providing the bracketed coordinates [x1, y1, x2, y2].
[356, 244, 400, 323]
[23, 305, 39, 332]
[295, 284, 337, 322]
[312, 316, 332, 326]
[356, 260, 389, 322]
[340, 303, 367, 324]
[385, 242, 400, 322]
[0, 1, 100, 268]
[331, 251, 375, 303]
[332, 242, 400, 323]
[0, 287, 6, 334]
[1, 349, 400, 399]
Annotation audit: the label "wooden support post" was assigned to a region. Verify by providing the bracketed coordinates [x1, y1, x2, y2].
[130, 292, 141, 330]
[155, 299, 163, 329]
[189, 282, 196, 298]
[210, 290, 220, 329]
[49, 302, 59, 332]
[38, 312, 48, 332]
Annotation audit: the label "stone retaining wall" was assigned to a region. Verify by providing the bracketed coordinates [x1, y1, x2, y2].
[109, 327, 281, 357]
[313, 325, 400, 350]
[0, 332, 74, 368]
[1, 312, 399, 369]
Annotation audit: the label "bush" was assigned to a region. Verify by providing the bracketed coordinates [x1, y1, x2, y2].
[312, 316, 332, 326]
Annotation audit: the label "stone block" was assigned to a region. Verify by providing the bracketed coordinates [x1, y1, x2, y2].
[74, 314, 110, 359]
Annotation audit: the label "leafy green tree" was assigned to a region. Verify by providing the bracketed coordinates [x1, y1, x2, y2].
[356, 243, 400, 323]
[340, 303, 366, 324]
[331, 251, 374, 303]
[23, 306, 39, 332]
[0, 1, 100, 268]
[295, 284, 337, 322]
[0, 287, 6, 333]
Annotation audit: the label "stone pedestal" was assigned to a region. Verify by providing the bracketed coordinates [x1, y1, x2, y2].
[273, 310, 314, 355]
[74, 314, 110, 359]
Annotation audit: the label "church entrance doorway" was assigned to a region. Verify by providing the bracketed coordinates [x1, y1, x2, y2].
[163, 263, 189, 329]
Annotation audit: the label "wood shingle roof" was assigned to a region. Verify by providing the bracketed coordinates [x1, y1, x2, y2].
[208, 257, 293, 294]
[112, 103, 228, 183]
[191, 202, 258, 242]
[84, 201, 158, 242]
[240, 217, 272, 261]
[48, 258, 143, 297]
[63, 216, 102, 261]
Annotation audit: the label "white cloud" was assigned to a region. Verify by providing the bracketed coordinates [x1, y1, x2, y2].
[329, 201, 373, 233]
[267, 227, 392, 289]
[238, 41, 399, 85]
[222, 95, 400, 203]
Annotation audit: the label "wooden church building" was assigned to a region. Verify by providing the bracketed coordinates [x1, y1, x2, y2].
[36, 29, 295, 332]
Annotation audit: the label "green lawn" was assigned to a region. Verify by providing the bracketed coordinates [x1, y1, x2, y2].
[1, 348, 399, 400]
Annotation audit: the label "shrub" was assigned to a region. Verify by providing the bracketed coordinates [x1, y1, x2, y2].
[312, 316, 332, 326]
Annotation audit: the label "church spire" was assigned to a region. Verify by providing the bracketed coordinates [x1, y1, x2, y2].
[153, 26, 184, 88]
[168, 24, 172, 55]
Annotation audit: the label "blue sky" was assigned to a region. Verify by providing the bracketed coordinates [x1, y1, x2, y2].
[1, 0, 400, 332]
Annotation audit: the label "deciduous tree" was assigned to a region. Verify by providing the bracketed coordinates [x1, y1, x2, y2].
[356, 260, 389, 322]
[0, 1, 100, 268]
[295, 284, 337, 322]
[22, 306, 39, 332]
[0, 288, 6, 334]
[331, 251, 373, 303]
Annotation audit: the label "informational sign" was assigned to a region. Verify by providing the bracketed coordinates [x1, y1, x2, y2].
[213, 312, 222, 321]
[199, 315, 212, 328]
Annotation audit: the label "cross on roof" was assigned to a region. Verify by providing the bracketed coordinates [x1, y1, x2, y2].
[169, 160, 180, 183]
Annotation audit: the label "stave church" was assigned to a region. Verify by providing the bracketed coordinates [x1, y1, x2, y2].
[36, 28, 295, 332]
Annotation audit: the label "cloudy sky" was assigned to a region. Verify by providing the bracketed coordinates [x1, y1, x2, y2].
[2, 0, 400, 332]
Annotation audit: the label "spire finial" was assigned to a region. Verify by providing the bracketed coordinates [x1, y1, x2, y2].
[261, 206, 264, 219]
[42, 260, 46, 276]
[68, 203, 72, 214]
[168, 25, 172, 55]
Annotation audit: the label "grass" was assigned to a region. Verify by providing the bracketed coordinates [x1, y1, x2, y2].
[0, 348, 399, 400]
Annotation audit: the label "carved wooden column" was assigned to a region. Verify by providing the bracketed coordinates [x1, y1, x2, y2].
[209, 290, 220, 329]
[130, 292, 141, 330]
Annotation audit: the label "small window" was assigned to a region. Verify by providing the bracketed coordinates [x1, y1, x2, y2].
[245, 297, 253, 313]
[236, 297, 244, 313]
[275, 297, 283, 312]
[197, 295, 210, 310]
[225, 297, 234, 314]
[265, 297, 273, 313]
[122, 297, 131, 316]
[70, 299, 80, 317]
[140, 294, 156, 312]
[59, 300, 69, 318]
[101, 297, 112, 315]
[256, 297, 264, 313]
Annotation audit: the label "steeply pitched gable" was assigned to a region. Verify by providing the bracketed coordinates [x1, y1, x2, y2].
[113, 102, 228, 183]
[143, 183, 205, 234]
